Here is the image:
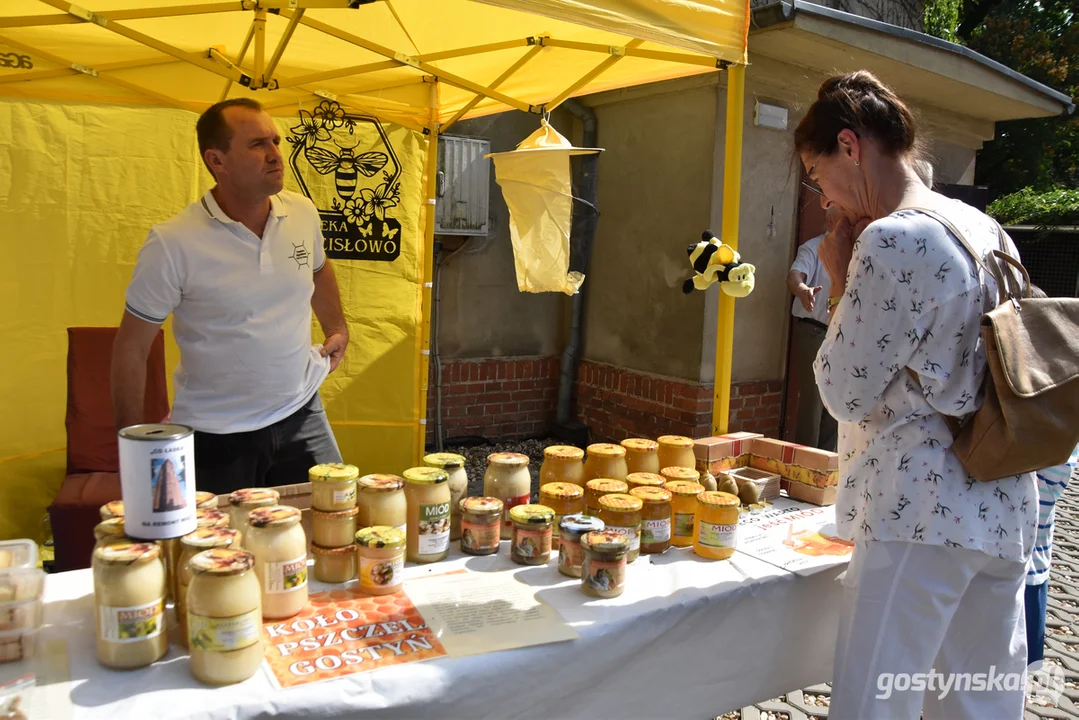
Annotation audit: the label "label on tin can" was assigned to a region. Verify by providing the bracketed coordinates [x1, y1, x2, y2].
[118, 425, 198, 541]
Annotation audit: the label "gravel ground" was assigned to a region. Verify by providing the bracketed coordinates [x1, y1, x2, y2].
[443, 437, 560, 500]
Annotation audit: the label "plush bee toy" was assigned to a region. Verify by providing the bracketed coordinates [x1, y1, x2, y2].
[682, 230, 756, 297]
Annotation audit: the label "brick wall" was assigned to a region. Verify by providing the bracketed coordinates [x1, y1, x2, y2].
[727, 380, 784, 437]
[426, 356, 560, 445]
[575, 361, 784, 442]
[425, 358, 784, 447]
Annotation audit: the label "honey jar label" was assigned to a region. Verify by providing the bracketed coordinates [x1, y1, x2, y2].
[673, 513, 695, 538]
[698, 521, 738, 549]
[513, 527, 551, 560]
[461, 519, 500, 552]
[607, 525, 640, 553]
[643, 518, 671, 544]
[559, 538, 583, 571]
[265, 555, 308, 594]
[418, 502, 451, 554]
[98, 598, 165, 643]
[333, 487, 357, 505]
[188, 608, 261, 652]
[502, 493, 531, 530]
[583, 558, 625, 593]
[360, 554, 404, 589]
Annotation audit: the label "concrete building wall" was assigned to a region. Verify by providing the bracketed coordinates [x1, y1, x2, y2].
[580, 83, 718, 381]
[433, 110, 573, 360]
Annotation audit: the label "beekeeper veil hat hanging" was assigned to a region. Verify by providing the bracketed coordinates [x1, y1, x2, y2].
[487, 118, 603, 296]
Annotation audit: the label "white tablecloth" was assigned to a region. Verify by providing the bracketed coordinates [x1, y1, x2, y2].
[31, 544, 845, 719]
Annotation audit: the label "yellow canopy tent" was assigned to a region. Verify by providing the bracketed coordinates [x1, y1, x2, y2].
[0, 0, 749, 542]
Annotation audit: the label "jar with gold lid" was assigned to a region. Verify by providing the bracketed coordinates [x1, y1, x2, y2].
[227, 488, 280, 548]
[356, 527, 406, 596]
[197, 508, 230, 529]
[539, 483, 584, 549]
[357, 474, 407, 534]
[483, 452, 532, 539]
[558, 514, 605, 578]
[459, 497, 503, 556]
[665, 481, 706, 547]
[186, 547, 263, 685]
[92, 540, 167, 669]
[509, 504, 554, 566]
[540, 446, 585, 488]
[597, 494, 643, 564]
[630, 486, 672, 554]
[403, 467, 451, 563]
[584, 478, 629, 516]
[195, 491, 219, 510]
[620, 439, 660, 475]
[423, 453, 469, 541]
[165, 507, 230, 603]
[311, 543, 357, 584]
[93, 518, 127, 551]
[657, 435, 696, 472]
[583, 444, 628, 483]
[661, 466, 702, 487]
[580, 531, 629, 599]
[309, 463, 360, 512]
[177, 527, 240, 648]
[99, 500, 124, 521]
[626, 472, 666, 491]
[311, 507, 358, 548]
[694, 491, 739, 560]
[245, 506, 307, 619]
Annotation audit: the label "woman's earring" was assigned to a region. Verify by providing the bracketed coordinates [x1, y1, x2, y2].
[855, 159, 860, 166]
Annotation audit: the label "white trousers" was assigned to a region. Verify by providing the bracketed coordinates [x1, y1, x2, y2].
[830, 541, 1028, 720]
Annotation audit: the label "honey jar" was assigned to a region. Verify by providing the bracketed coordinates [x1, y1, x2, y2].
[583, 444, 628, 483]
[311, 507, 358, 548]
[694, 491, 740, 560]
[631, 486, 672, 554]
[626, 472, 666, 491]
[509, 504, 555, 566]
[539, 482, 584, 549]
[581, 531, 629, 599]
[309, 463, 360, 512]
[620, 438, 660, 475]
[459, 496, 503, 556]
[423, 453, 469, 541]
[540, 445, 585, 487]
[597, 494, 643, 564]
[356, 527, 406, 596]
[665, 481, 705, 548]
[657, 435, 696, 471]
[311, 543, 357, 584]
[661, 466, 701, 486]
[558, 514, 605, 578]
[584, 478, 629, 516]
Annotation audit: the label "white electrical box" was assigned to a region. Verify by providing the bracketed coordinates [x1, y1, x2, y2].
[436, 135, 490, 236]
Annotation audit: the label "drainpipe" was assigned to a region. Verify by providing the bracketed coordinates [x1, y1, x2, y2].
[553, 99, 599, 440]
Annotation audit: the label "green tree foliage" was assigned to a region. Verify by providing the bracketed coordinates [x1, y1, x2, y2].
[987, 187, 1079, 225]
[964, 0, 1077, 198]
[924, 0, 962, 42]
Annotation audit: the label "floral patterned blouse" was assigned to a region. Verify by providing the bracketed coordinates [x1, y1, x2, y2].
[813, 199, 1037, 563]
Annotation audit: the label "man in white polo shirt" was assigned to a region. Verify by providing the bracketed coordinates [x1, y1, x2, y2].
[786, 210, 839, 451]
[111, 98, 348, 494]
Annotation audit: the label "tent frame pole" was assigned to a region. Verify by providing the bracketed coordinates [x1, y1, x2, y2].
[712, 63, 745, 436]
[541, 38, 721, 68]
[416, 78, 439, 462]
[545, 38, 643, 112]
[441, 44, 544, 132]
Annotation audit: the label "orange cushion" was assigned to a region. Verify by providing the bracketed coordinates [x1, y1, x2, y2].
[65, 327, 170, 474]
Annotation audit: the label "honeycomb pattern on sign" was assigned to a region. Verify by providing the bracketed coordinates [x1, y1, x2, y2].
[262, 585, 447, 689]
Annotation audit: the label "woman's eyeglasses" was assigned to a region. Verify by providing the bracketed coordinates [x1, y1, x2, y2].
[802, 164, 823, 196]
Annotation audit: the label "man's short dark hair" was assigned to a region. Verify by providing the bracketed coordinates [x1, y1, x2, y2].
[196, 97, 264, 173]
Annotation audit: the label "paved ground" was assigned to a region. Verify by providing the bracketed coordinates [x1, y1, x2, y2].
[720, 479, 1079, 720]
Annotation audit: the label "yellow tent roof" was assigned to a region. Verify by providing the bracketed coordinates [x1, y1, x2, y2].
[0, 0, 749, 127]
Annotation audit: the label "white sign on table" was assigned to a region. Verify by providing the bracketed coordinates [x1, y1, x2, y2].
[736, 497, 853, 576]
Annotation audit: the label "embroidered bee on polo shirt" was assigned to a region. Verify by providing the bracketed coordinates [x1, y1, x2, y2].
[289, 242, 311, 269]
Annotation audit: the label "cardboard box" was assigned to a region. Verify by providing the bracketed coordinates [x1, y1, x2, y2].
[785, 482, 836, 507]
[728, 466, 782, 502]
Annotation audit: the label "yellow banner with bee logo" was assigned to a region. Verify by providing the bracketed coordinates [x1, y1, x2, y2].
[0, 98, 427, 544]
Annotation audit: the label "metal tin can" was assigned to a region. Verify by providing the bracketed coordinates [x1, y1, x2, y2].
[118, 424, 197, 540]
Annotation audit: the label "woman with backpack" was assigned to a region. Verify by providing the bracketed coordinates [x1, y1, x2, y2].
[796, 71, 1039, 719]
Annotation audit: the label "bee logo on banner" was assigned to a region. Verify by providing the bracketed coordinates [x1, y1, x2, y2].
[288, 101, 402, 262]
